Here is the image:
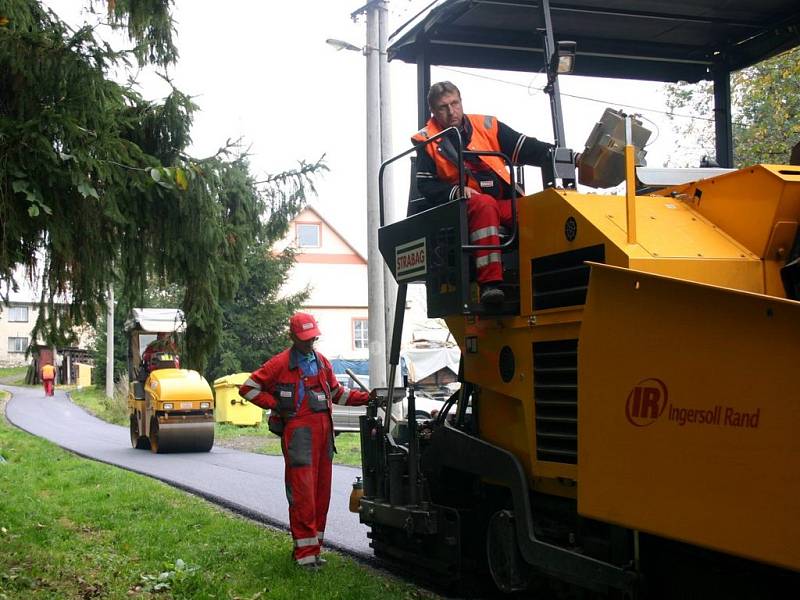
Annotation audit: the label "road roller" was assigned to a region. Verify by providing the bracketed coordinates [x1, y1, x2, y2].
[126, 308, 214, 453]
[356, 1, 800, 596]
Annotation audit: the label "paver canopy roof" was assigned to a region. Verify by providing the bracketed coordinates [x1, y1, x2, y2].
[389, 0, 800, 81]
[125, 308, 186, 333]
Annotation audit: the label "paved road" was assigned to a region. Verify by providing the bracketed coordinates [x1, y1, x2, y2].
[1, 383, 372, 559]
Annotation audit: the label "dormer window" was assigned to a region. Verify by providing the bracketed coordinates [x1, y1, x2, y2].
[296, 223, 321, 248]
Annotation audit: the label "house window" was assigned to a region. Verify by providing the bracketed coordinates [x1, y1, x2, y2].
[296, 223, 321, 248]
[8, 306, 28, 322]
[7, 337, 28, 353]
[353, 319, 368, 349]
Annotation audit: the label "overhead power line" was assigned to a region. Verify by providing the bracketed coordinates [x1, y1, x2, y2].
[439, 66, 719, 124]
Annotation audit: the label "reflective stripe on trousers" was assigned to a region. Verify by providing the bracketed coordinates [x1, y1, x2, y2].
[466, 193, 513, 284]
[294, 536, 318, 548]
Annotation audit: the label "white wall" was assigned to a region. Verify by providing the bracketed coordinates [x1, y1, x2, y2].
[307, 307, 369, 360]
[275, 206, 370, 360]
[1, 274, 95, 367]
[282, 262, 368, 307]
[0, 303, 39, 366]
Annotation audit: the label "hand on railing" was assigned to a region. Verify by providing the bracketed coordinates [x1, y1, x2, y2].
[462, 186, 481, 198]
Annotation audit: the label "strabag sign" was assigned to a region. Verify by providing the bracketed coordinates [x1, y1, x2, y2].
[395, 238, 427, 281]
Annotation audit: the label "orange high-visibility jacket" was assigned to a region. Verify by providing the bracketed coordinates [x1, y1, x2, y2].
[41, 364, 56, 380]
[411, 114, 511, 192]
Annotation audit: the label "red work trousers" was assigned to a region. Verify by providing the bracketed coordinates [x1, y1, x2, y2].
[281, 410, 333, 565]
[467, 193, 513, 284]
[43, 378, 54, 396]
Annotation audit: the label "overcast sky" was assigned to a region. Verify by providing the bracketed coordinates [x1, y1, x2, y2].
[43, 0, 699, 254]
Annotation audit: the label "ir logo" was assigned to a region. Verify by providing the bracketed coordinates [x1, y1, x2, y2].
[625, 378, 668, 427]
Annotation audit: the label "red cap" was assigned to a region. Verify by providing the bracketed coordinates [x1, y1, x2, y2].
[289, 312, 321, 341]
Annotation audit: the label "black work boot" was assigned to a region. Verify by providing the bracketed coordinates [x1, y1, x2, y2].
[480, 283, 505, 306]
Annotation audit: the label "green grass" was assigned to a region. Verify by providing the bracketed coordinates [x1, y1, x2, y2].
[0, 366, 28, 386]
[214, 420, 268, 440]
[70, 387, 364, 466]
[331, 433, 362, 466]
[0, 391, 432, 600]
[69, 386, 128, 426]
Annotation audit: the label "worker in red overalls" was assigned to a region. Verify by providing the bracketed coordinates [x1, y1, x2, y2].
[412, 81, 556, 305]
[41, 362, 56, 396]
[239, 312, 374, 569]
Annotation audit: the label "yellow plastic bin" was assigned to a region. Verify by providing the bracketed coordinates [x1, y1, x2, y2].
[213, 372, 264, 426]
[75, 363, 93, 389]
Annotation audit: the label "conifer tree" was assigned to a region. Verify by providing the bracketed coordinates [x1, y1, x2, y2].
[0, 1, 323, 372]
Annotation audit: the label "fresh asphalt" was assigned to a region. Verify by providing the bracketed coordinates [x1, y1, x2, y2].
[1, 383, 372, 559]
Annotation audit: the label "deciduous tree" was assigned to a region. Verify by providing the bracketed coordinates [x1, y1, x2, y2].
[665, 48, 800, 167]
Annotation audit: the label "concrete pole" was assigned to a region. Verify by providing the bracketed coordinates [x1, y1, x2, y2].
[378, 1, 399, 382]
[365, 2, 387, 388]
[51, 343, 57, 384]
[105, 285, 114, 399]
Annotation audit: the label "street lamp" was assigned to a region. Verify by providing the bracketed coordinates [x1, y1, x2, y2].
[325, 38, 363, 54]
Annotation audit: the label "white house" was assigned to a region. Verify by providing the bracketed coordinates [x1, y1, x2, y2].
[274, 205, 456, 372]
[275, 205, 371, 360]
[0, 283, 38, 367]
[1, 274, 93, 370]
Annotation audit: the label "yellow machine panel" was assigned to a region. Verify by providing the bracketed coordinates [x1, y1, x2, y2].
[655, 165, 800, 297]
[517, 188, 763, 317]
[578, 264, 800, 572]
[449, 315, 581, 487]
[147, 368, 214, 405]
[656, 165, 800, 258]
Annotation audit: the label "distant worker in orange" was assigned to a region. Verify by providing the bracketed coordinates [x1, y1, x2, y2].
[41, 362, 56, 396]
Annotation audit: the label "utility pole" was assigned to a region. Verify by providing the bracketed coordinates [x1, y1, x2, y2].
[105, 284, 114, 399]
[361, 0, 387, 388]
[377, 0, 399, 382]
[331, 1, 395, 387]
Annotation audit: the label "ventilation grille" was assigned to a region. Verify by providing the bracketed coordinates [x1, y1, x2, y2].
[531, 244, 605, 310]
[533, 339, 578, 464]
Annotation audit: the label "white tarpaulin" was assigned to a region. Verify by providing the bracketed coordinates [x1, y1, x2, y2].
[411, 327, 453, 345]
[125, 308, 186, 333]
[401, 345, 460, 383]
